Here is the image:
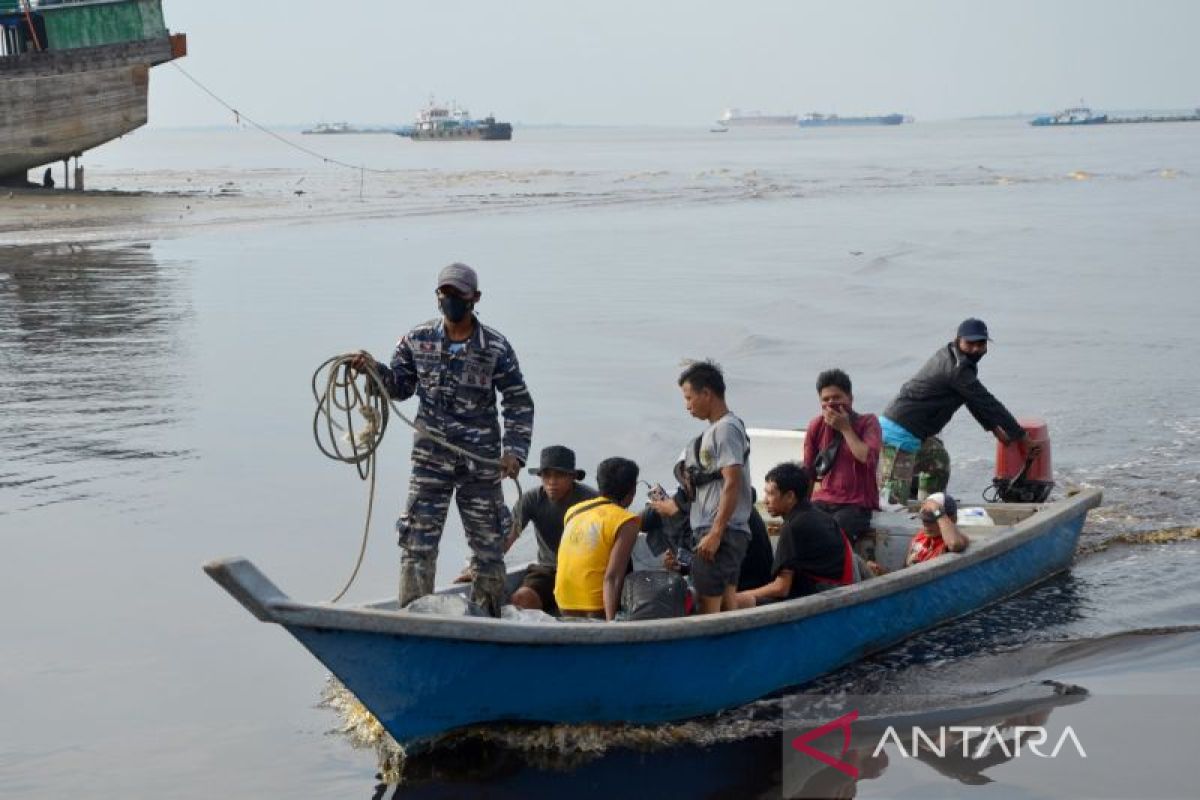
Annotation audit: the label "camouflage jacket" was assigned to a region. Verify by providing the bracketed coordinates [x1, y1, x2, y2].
[377, 317, 534, 463]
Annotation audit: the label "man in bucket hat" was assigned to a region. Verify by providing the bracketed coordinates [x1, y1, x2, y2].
[504, 446, 599, 613]
[877, 318, 1027, 504]
[352, 262, 534, 616]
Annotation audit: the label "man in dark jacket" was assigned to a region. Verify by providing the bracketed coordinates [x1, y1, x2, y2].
[878, 318, 1027, 503]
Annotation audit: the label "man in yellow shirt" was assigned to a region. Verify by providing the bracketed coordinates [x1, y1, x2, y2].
[554, 457, 641, 621]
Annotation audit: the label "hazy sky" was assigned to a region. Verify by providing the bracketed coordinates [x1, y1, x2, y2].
[151, 0, 1200, 127]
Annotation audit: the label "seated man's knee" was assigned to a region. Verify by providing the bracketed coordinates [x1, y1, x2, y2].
[731, 591, 756, 610]
[510, 586, 543, 610]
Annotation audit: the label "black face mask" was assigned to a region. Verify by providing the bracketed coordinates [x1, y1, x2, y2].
[439, 294, 472, 323]
[957, 343, 985, 364]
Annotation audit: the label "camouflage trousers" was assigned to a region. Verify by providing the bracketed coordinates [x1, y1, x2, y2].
[396, 444, 511, 616]
[877, 436, 951, 503]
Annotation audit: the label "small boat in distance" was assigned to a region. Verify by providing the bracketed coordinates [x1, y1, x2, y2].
[398, 98, 512, 141]
[1030, 106, 1109, 126]
[797, 112, 906, 127]
[302, 122, 397, 135]
[302, 122, 355, 135]
[717, 108, 798, 127]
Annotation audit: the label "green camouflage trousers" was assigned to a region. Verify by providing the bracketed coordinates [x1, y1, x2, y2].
[877, 436, 950, 503]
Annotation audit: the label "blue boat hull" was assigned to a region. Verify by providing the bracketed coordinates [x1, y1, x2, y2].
[1030, 115, 1110, 126]
[250, 494, 1096, 744]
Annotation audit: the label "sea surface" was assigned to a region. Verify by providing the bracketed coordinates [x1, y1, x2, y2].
[1, 121, 1198, 799]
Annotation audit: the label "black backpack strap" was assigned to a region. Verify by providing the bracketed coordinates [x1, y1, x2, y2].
[733, 414, 751, 462]
[691, 416, 752, 487]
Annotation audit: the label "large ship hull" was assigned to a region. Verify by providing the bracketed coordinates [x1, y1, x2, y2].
[408, 121, 512, 141]
[0, 34, 184, 182]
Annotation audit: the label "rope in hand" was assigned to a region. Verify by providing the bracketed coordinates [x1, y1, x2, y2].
[311, 354, 522, 602]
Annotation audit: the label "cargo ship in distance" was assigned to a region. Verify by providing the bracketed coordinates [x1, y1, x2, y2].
[398, 98, 512, 141]
[716, 108, 798, 127]
[0, 0, 186, 185]
[797, 112, 906, 127]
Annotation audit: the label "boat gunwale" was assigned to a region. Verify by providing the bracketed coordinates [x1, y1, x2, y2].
[204, 488, 1100, 645]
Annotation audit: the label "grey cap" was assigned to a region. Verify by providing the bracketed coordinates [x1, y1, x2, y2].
[437, 262, 478, 295]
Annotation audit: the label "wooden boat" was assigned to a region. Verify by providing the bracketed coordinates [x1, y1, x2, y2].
[204, 486, 1101, 747]
[0, 0, 186, 184]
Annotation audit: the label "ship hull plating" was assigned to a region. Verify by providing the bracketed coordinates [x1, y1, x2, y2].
[409, 122, 513, 141]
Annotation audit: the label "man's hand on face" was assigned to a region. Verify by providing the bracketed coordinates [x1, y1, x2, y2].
[648, 496, 680, 518]
[823, 405, 852, 433]
[499, 452, 522, 479]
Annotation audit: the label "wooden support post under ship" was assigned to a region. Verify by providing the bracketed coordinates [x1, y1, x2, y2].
[0, 0, 186, 187]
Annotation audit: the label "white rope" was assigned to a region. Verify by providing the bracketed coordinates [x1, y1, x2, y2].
[311, 354, 519, 602]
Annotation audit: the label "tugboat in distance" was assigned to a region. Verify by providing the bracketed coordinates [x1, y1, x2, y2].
[398, 97, 512, 141]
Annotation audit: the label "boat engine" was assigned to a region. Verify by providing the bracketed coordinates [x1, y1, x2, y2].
[991, 418, 1054, 503]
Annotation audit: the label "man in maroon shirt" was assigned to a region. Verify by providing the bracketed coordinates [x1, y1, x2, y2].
[802, 369, 882, 544]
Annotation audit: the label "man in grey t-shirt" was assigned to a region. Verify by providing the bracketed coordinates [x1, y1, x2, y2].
[677, 359, 752, 614]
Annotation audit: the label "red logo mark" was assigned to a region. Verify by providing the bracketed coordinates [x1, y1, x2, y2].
[790, 710, 860, 778]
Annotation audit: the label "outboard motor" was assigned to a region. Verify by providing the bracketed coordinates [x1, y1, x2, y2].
[991, 418, 1054, 503]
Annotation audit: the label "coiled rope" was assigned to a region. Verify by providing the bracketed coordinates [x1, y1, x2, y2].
[311, 354, 520, 602]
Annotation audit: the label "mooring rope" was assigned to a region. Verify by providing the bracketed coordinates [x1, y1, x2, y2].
[171, 62, 406, 177]
[311, 354, 520, 602]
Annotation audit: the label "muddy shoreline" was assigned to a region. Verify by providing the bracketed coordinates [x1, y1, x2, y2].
[0, 186, 306, 245]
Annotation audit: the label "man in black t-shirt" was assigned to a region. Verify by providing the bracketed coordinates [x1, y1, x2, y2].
[507, 446, 598, 612]
[733, 462, 851, 608]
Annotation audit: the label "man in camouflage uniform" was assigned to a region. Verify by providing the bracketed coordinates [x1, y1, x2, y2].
[912, 436, 951, 495]
[354, 263, 533, 616]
